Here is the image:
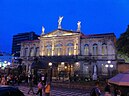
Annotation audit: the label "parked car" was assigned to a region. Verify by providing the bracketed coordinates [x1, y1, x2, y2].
[0, 85, 24, 96]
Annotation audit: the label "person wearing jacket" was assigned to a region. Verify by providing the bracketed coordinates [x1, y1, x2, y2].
[45, 82, 51, 96]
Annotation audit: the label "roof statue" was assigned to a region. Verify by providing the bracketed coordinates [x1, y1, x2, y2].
[58, 16, 63, 29]
[41, 26, 45, 35]
[77, 21, 81, 32]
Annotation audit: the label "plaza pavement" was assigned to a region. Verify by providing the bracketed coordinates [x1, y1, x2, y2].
[18, 85, 90, 96]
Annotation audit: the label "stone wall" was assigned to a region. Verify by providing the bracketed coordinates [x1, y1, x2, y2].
[118, 63, 129, 73]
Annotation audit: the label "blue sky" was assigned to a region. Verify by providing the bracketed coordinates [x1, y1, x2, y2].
[0, 0, 129, 53]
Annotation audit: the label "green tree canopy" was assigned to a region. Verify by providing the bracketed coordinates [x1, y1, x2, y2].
[116, 25, 129, 61]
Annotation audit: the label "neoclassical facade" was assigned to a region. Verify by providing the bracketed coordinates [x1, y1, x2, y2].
[20, 17, 117, 80]
[20, 28, 117, 80]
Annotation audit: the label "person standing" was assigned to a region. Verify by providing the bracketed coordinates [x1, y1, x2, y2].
[45, 82, 51, 96]
[27, 77, 35, 94]
[90, 81, 102, 96]
[41, 74, 45, 84]
[36, 80, 43, 96]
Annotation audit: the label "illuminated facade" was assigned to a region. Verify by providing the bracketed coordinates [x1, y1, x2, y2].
[20, 28, 117, 79]
[12, 32, 39, 57]
[39, 29, 80, 56]
[20, 16, 117, 79]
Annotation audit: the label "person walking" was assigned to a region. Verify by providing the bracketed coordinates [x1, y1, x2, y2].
[45, 82, 51, 96]
[90, 81, 102, 96]
[1, 75, 7, 85]
[36, 80, 43, 96]
[27, 77, 35, 94]
[44, 73, 47, 85]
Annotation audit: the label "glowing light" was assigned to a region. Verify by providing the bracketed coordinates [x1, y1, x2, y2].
[105, 64, 109, 67]
[48, 62, 52, 66]
[110, 64, 113, 68]
[8, 62, 11, 65]
[76, 62, 79, 66]
[61, 62, 64, 65]
[65, 66, 67, 69]
[107, 60, 111, 64]
[4, 61, 7, 64]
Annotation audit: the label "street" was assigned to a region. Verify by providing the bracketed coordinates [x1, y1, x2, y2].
[18, 85, 90, 96]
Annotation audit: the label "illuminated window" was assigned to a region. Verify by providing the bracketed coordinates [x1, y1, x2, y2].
[29, 47, 34, 56]
[55, 44, 62, 56]
[66, 43, 74, 55]
[46, 45, 52, 56]
[84, 44, 89, 55]
[102, 43, 107, 55]
[93, 44, 98, 55]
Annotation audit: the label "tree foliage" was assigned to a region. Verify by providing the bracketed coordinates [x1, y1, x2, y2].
[116, 25, 129, 57]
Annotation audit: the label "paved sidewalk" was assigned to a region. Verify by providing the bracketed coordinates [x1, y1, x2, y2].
[18, 85, 90, 96]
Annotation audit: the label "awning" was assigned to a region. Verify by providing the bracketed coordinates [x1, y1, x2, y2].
[108, 71, 129, 86]
[31, 61, 48, 69]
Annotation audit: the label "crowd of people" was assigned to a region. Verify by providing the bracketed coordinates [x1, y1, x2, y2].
[0, 74, 26, 86]
[0, 73, 51, 96]
[0, 72, 123, 96]
[90, 80, 122, 96]
[27, 75, 51, 96]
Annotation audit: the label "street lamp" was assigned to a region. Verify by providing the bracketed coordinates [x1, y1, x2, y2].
[7, 62, 11, 66]
[49, 62, 52, 66]
[61, 62, 64, 65]
[7, 62, 11, 75]
[105, 60, 113, 78]
[107, 60, 111, 64]
[64, 66, 67, 69]
[48, 62, 52, 83]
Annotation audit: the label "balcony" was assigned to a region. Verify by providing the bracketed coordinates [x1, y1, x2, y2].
[20, 54, 116, 62]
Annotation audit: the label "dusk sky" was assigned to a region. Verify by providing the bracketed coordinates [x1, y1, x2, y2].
[0, 0, 129, 53]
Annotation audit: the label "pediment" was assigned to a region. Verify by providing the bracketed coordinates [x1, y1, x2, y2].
[42, 29, 79, 38]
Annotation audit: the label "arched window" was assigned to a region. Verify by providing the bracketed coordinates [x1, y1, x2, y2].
[93, 44, 98, 55]
[29, 47, 34, 56]
[55, 44, 62, 56]
[24, 48, 28, 56]
[35, 47, 39, 56]
[46, 45, 52, 56]
[66, 43, 74, 55]
[84, 44, 89, 55]
[102, 43, 107, 55]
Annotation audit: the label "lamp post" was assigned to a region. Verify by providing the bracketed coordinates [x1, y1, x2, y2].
[7, 62, 11, 75]
[69, 64, 72, 82]
[48, 62, 52, 83]
[105, 60, 113, 78]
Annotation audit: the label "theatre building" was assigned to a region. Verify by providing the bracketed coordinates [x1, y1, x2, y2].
[20, 19, 117, 80]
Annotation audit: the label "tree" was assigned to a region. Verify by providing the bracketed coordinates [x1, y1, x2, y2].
[116, 25, 129, 62]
